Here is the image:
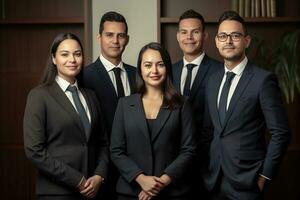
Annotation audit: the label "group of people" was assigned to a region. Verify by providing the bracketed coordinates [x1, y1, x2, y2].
[23, 9, 291, 200]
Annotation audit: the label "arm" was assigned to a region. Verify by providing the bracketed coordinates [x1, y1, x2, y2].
[259, 74, 291, 179]
[23, 88, 83, 188]
[110, 99, 144, 183]
[163, 99, 197, 183]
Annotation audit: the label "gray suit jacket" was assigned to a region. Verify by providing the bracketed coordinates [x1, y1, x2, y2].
[203, 62, 291, 193]
[23, 82, 108, 195]
[110, 94, 196, 197]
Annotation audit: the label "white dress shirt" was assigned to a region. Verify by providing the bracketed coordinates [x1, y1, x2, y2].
[217, 57, 248, 110]
[100, 54, 131, 96]
[55, 75, 91, 122]
[180, 53, 205, 94]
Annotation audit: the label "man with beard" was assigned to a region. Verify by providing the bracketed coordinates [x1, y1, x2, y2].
[203, 10, 290, 200]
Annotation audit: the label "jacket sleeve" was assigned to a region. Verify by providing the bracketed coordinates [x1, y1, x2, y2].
[164, 99, 197, 183]
[260, 74, 291, 179]
[23, 88, 83, 188]
[110, 98, 144, 183]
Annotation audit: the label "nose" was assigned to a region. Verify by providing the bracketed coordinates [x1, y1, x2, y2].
[152, 65, 158, 73]
[226, 35, 233, 44]
[112, 35, 119, 43]
[69, 55, 76, 62]
[187, 32, 193, 39]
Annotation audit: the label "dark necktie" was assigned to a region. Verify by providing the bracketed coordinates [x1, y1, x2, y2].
[183, 64, 196, 96]
[112, 68, 125, 98]
[218, 72, 236, 126]
[67, 85, 90, 138]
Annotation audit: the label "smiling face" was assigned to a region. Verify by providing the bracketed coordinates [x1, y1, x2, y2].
[141, 49, 166, 90]
[177, 18, 207, 61]
[215, 20, 251, 68]
[97, 21, 129, 65]
[52, 39, 83, 83]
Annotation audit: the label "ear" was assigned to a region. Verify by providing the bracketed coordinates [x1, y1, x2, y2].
[176, 31, 180, 43]
[125, 35, 130, 46]
[215, 35, 219, 49]
[203, 31, 208, 41]
[52, 54, 56, 65]
[96, 33, 101, 44]
[245, 35, 251, 48]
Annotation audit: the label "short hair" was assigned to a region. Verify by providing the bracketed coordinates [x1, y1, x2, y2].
[136, 42, 183, 109]
[41, 33, 84, 86]
[218, 10, 248, 35]
[179, 9, 205, 31]
[99, 11, 128, 34]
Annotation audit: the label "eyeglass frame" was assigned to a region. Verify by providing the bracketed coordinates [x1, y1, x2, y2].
[216, 32, 246, 42]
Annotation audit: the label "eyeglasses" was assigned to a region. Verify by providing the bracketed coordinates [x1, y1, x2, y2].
[216, 32, 245, 42]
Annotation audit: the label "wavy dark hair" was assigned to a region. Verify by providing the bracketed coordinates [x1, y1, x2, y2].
[218, 10, 248, 35]
[41, 33, 84, 86]
[136, 42, 183, 109]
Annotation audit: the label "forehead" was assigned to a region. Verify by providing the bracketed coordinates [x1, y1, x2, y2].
[103, 21, 126, 32]
[179, 18, 203, 30]
[142, 49, 162, 61]
[57, 39, 81, 51]
[218, 20, 244, 34]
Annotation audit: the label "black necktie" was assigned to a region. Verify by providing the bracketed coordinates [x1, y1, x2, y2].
[183, 64, 196, 96]
[67, 85, 90, 138]
[218, 72, 236, 126]
[112, 68, 125, 98]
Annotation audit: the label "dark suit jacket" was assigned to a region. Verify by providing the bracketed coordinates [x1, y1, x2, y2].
[172, 55, 222, 140]
[110, 94, 196, 197]
[203, 62, 291, 193]
[83, 58, 136, 135]
[23, 82, 108, 195]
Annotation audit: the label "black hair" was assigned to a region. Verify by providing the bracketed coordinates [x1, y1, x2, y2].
[41, 33, 84, 86]
[218, 10, 248, 35]
[179, 9, 205, 31]
[136, 42, 183, 109]
[99, 11, 128, 34]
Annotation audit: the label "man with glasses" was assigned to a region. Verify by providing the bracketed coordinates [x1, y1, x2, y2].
[172, 10, 222, 198]
[83, 11, 136, 200]
[203, 10, 290, 199]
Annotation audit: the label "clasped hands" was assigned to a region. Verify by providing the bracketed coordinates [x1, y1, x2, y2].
[136, 174, 171, 200]
[78, 175, 104, 199]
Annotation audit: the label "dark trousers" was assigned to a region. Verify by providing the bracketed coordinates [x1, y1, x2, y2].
[210, 172, 263, 200]
[37, 195, 86, 200]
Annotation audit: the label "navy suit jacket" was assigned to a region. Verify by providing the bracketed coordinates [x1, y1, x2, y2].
[203, 62, 291, 192]
[23, 82, 108, 195]
[110, 94, 196, 197]
[83, 58, 136, 135]
[172, 55, 222, 136]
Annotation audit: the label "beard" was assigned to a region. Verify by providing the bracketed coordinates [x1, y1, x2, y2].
[220, 48, 244, 62]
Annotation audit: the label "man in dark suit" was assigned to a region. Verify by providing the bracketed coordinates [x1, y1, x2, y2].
[172, 9, 222, 198]
[203, 11, 291, 199]
[83, 11, 136, 200]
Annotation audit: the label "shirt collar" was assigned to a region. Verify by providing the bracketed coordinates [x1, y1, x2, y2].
[100, 54, 125, 72]
[183, 52, 205, 67]
[55, 75, 79, 92]
[224, 56, 248, 76]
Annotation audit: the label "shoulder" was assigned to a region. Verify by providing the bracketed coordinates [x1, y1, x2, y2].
[84, 58, 102, 72]
[124, 63, 137, 72]
[173, 60, 183, 68]
[119, 93, 140, 104]
[247, 62, 274, 79]
[204, 55, 223, 70]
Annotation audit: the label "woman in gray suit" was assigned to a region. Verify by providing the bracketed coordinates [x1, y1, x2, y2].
[110, 42, 196, 200]
[23, 33, 108, 200]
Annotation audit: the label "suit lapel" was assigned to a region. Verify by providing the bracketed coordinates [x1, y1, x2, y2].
[190, 55, 210, 100]
[210, 69, 225, 132]
[47, 82, 86, 140]
[96, 58, 118, 98]
[151, 106, 172, 142]
[172, 60, 184, 93]
[130, 94, 150, 140]
[124, 64, 136, 94]
[222, 63, 254, 133]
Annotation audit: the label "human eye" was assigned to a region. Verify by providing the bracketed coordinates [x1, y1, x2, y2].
[231, 32, 243, 40]
[60, 52, 69, 57]
[158, 62, 165, 68]
[218, 33, 227, 40]
[104, 32, 113, 38]
[74, 51, 82, 57]
[143, 62, 152, 68]
[118, 33, 127, 39]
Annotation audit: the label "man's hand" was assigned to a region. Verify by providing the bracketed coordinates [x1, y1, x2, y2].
[257, 176, 266, 192]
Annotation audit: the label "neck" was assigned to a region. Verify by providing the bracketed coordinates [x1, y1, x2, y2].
[184, 51, 202, 62]
[144, 86, 163, 100]
[102, 54, 121, 66]
[224, 55, 245, 71]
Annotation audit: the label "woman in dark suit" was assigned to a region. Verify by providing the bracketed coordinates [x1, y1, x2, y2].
[23, 33, 108, 200]
[110, 42, 196, 200]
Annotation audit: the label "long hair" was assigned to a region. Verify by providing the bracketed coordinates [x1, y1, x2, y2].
[41, 33, 84, 86]
[136, 42, 183, 109]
